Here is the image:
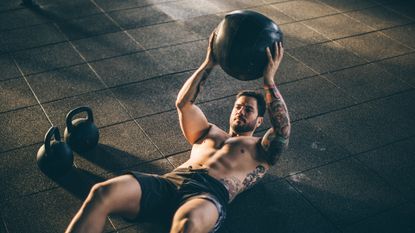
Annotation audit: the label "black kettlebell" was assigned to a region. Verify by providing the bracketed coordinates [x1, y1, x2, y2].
[64, 106, 99, 153]
[37, 126, 74, 177]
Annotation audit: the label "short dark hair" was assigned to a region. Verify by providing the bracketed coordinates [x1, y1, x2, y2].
[236, 90, 266, 117]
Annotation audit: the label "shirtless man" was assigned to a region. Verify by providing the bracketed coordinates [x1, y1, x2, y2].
[65, 32, 290, 233]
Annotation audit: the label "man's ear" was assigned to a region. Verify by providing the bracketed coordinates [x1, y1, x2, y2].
[256, 117, 264, 127]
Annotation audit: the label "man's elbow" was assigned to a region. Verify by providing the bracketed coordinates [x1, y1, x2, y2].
[175, 100, 184, 109]
[175, 99, 188, 110]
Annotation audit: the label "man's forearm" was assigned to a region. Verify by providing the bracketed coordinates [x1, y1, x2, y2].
[176, 62, 214, 109]
[264, 83, 291, 140]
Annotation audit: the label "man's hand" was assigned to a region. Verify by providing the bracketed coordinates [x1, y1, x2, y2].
[263, 42, 284, 85]
[204, 30, 218, 68]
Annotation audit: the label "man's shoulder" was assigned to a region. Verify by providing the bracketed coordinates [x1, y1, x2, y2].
[194, 123, 228, 143]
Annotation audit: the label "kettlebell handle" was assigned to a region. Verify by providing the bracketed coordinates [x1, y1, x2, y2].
[44, 126, 61, 156]
[65, 106, 94, 132]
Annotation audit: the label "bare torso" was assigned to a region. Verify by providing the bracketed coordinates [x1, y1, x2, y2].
[177, 124, 270, 202]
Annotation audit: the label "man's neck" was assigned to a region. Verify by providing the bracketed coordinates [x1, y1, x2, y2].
[229, 130, 254, 137]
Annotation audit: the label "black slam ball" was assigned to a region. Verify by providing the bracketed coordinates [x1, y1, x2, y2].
[212, 10, 283, 81]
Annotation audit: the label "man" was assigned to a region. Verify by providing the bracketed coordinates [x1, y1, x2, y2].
[65, 31, 290, 233]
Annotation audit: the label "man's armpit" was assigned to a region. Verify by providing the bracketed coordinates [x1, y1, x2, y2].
[260, 128, 288, 155]
[193, 124, 213, 144]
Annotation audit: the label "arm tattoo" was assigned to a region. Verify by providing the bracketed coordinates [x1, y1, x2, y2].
[242, 165, 266, 190]
[220, 166, 266, 201]
[190, 67, 212, 103]
[265, 84, 290, 137]
[262, 84, 291, 156]
[220, 176, 242, 201]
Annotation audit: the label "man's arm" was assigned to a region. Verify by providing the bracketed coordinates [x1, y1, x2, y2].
[261, 42, 291, 164]
[175, 32, 216, 144]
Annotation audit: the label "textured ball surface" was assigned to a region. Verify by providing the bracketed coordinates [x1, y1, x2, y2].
[213, 10, 283, 81]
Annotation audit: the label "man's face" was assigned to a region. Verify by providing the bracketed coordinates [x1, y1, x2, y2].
[229, 96, 262, 134]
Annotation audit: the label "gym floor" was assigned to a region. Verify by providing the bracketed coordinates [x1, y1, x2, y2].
[1, 0, 414, 232]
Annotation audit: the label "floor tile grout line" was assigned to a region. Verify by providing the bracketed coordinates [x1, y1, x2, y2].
[335, 4, 415, 51]
[88, 0, 176, 168]
[1, 0, 384, 35]
[340, 199, 415, 231]
[0, 69, 196, 116]
[3, 12, 412, 83]
[1, 60, 413, 130]
[3, 36, 206, 78]
[1, 155, 171, 203]
[89, 0, 165, 70]
[106, 217, 118, 233]
[285, 48, 366, 108]
[272, 2, 382, 27]
[284, 11, 415, 100]
[89, 0, 176, 75]
[0, 0, 183, 33]
[276, 134, 415, 183]
[372, 0, 415, 21]
[285, 172, 406, 232]
[0, 0, 292, 34]
[283, 178, 344, 232]
[0, 209, 10, 233]
[4, 133, 414, 204]
[352, 156, 411, 203]
[3, 87, 412, 156]
[3, 136, 414, 204]
[2, 0, 412, 153]
[10, 54, 54, 127]
[3, 44, 415, 91]
[313, 0, 415, 51]
[290, 87, 415, 123]
[0, 5, 26, 14]
[269, 134, 415, 226]
[292, 21, 415, 49]
[50, 16, 173, 169]
[3, 18, 412, 78]
[0, 0, 387, 56]
[2, 43, 414, 117]
[0, 75, 413, 154]
[0, 142, 42, 155]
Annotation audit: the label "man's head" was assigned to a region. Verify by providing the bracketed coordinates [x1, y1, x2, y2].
[229, 90, 266, 136]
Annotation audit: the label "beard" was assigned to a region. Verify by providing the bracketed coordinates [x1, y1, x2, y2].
[230, 118, 257, 134]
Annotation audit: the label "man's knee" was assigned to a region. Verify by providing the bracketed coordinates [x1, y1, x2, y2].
[172, 210, 215, 233]
[172, 214, 202, 232]
[86, 182, 112, 209]
[86, 175, 142, 217]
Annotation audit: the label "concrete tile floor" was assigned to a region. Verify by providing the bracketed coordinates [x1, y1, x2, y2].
[0, 0, 414, 232]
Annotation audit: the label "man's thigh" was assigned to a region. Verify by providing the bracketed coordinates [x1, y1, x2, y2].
[96, 174, 142, 219]
[127, 171, 178, 221]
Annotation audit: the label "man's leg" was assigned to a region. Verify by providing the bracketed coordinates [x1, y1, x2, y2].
[65, 175, 142, 233]
[170, 198, 220, 233]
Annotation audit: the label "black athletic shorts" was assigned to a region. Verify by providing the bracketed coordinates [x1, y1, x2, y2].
[127, 167, 229, 232]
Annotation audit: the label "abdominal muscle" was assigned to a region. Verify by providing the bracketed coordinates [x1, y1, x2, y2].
[177, 136, 269, 202]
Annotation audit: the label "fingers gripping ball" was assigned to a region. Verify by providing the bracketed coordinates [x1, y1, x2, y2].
[212, 10, 283, 81]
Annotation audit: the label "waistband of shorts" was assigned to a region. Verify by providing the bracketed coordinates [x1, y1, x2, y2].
[173, 166, 209, 173]
[172, 167, 229, 204]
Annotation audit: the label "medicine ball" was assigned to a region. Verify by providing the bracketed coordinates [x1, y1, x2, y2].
[212, 10, 283, 81]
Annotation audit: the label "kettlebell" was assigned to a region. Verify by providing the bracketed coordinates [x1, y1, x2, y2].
[64, 106, 99, 153]
[37, 126, 74, 177]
